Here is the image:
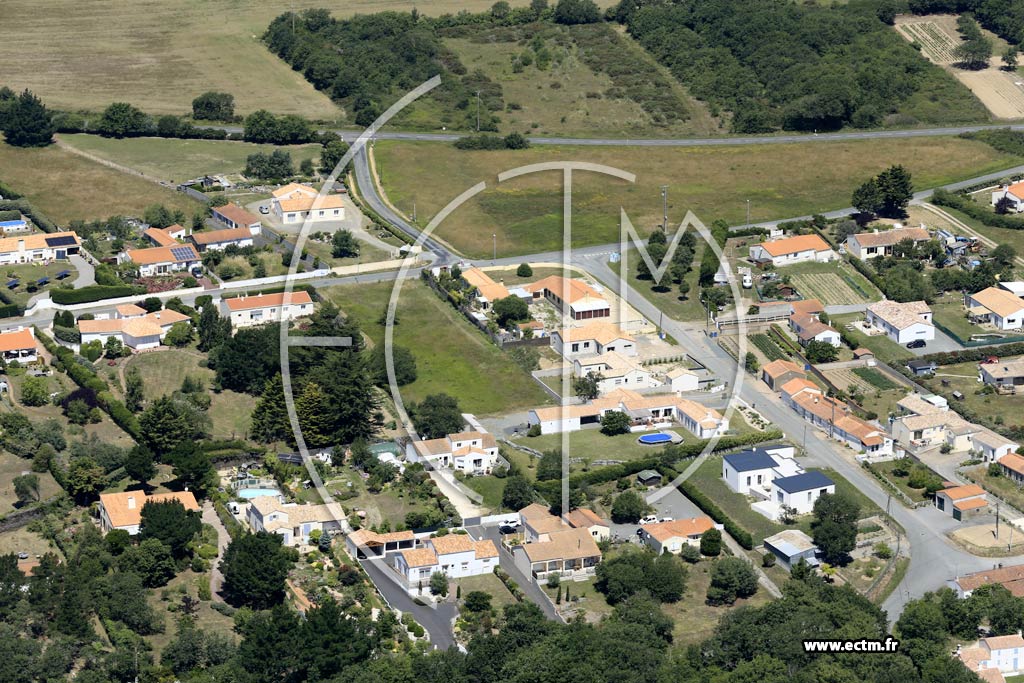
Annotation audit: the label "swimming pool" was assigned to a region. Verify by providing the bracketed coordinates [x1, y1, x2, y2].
[637, 433, 673, 445]
[237, 487, 281, 499]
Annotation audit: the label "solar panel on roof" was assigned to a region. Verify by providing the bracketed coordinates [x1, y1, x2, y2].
[36, 277, 49, 286]
[5, 280, 17, 289]
[55, 270, 70, 279]
[44, 235, 77, 247]
[170, 247, 195, 261]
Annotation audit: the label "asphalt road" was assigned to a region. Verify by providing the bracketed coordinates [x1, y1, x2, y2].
[467, 524, 560, 622]
[360, 556, 458, 650]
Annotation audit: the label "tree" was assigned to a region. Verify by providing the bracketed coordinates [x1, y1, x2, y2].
[66, 456, 105, 502]
[492, 295, 530, 328]
[191, 91, 235, 121]
[1003, 47, 1019, 71]
[876, 165, 914, 217]
[517, 263, 533, 277]
[992, 243, 1016, 267]
[243, 110, 280, 143]
[12, 473, 39, 505]
[464, 590, 492, 612]
[296, 381, 333, 448]
[170, 442, 216, 497]
[140, 395, 206, 457]
[996, 195, 1018, 215]
[491, 0, 511, 18]
[611, 490, 646, 523]
[600, 410, 631, 435]
[956, 37, 993, 69]
[140, 499, 201, 559]
[852, 178, 884, 215]
[811, 492, 860, 565]
[805, 340, 839, 363]
[553, 0, 601, 24]
[536, 450, 563, 481]
[197, 303, 231, 352]
[707, 557, 758, 605]
[1, 89, 54, 147]
[251, 374, 292, 444]
[104, 336, 126, 359]
[743, 352, 759, 374]
[647, 552, 687, 603]
[164, 321, 193, 347]
[123, 446, 156, 487]
[20, 375, 49, 406]
[97, 102, 150, 138]
[573, 372, 602, 401]
[699, 528, 722, 557]
[124, 367, 145, 412]
[331, 229, 359, 258]
[429, 571, 449, 596]
[221, 531, 293, 609]
[413, 393, 463, 439]
[678, 278, 691, 300]
[119, 537, 176, 587]
[320, 138, 350, 173]
[368, 345, 418, 387]
[502, 475, 534, 511]
[244, 150, 294, 179]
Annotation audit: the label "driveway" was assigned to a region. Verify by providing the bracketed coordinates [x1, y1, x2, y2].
[201, 502, 231, 597]
[467, 523, 561, 622]
[909, 327, 962, 356]
[359, 556, 458, 649]
[68, 254, 95, 288]
[608, 487, 703, 543]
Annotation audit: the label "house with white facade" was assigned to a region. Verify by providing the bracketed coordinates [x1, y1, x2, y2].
[891, 392, 1019, 459]
[459, 267, 512, 309]
[98, 490, 199, 535]
[640, 516, 719, 555]
[406, 429, 501, 475]
[0, 327, 37, 364]
[221, 291, 315, 329]
[780, 378, 893, 455]
[0, 231, 81, 264]
[968, 287, 1024, 331]
[959, 634, 1024, 681]
[760, 359, 806, 392]
[189, 227, 255, 252]
[934, 484, 988, 521]
[525, 276, 609, 321]
[121, 244, 201, 277]
[515, 526, 602, 583]
[550, 322, 635, 359]
[845, 227, 930, 260]
[763, 529, 820, 570]
[770, 471, 835, 516]
[211, 203, 262, 234]
[980, 358, 1024, 392]
[721, 445, 801, 495]
[246, 495, 343, 546]
[791, 315, 841, 347]
[573, 351, 655, 393]
[992, 182, 1024, 213]
[345, 528, 417, 559]
[865, 300, 934, 345]
[999, 453, 1024, 486]
[562, 507, 610, 541]
[394, 535, 499, 589]
[748, 234, 837, 267]
[666, 366, 699, 393]
[144, 225, 183, 247]
[271, 183, 345, 224]
[79, 308, 191, 351]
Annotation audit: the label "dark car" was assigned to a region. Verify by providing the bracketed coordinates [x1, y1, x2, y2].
[499, 525, 517, 535]
[906, 340, 927, 349]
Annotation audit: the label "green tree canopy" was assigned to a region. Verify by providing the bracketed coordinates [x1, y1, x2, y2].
[0, 89, 54, 147]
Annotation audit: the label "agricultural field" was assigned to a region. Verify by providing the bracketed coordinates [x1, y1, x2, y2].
[59, 134, 323, 185]
[321, 279, 551, 416]
[785, 261, 881, 306]
[750, 333, 788, 362]
[895, 15, 1024, 119]
[373, 136, 1022, 258]
[0, 138, 198, 223]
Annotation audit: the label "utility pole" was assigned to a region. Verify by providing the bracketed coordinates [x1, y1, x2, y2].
[996, 501, 1001, 538]
[746, 199, 751, 225]
[492, 233, 496, 263]
[476, 90, 482, 132]
[412, 199, 417, 223]
[660, 185, 669, 231]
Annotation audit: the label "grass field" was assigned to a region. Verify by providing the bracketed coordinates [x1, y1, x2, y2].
[59, 134, 322, 185]
[931, 293, 990, 343]
[919, 360, 1021, 428]
[513, 428, 695, 470]
[607, 242, 708, 322]
[119, 349, 256, 440]
[145, 569, 234, 657]
[0, 262, 79, 306]
[866, 459, 932, 503]
[783, 261, 882, 306]
[321, 279, 551, 416]
[374, 137, 1021, 258]
[0, 138, 197, 223]
[0, 451, 62, 516]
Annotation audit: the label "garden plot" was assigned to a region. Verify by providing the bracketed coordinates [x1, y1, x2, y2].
[896, 18, 961, 64]
[790, 271, 873, 305]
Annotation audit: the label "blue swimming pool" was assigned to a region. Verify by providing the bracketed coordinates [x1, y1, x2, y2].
[237, 487, 281, 499]
[638, 433, 673, 445]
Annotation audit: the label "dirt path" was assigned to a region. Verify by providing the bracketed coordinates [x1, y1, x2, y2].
[54, 136, 171, 186]
[201, 502, 230, 598]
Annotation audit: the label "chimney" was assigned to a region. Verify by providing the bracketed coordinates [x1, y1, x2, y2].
[17, 239, 24, 251]
[127, 496, 136, 510]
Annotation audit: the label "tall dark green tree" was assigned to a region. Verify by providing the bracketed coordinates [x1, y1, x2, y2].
[1, 89, 54, 147]
[123, 446, 156, 488]
[197, 303, 231, 352]
[412, 393, 463, 439]
[811, 492, 860, 564]
[221, 532, 293, 609]
[250, 373, 293, 444]
[140, 499, 201, 559]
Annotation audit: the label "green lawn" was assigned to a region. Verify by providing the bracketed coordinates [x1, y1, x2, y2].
[542, 577, 614, 621]
[831, 313, 914, 364]
[321, 280, 551, 416]
[931, 293, 990, 343]
[966, 465, 1024, 514]
[323, 469, 434, 529]
[463, 475, 506, 512]
[455, 572, 517, 609]
[0, 261, 79, 306]
[0, 451, 62, 516]
[514, 428, 694, 469]
[607, 243, 708, 322]
[60, 134, 322, 185]
[865, 460, 931, 503]
[374, 136, 1022, 258]
[145, 569, 235, 657]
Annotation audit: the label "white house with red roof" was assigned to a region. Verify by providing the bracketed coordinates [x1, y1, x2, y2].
[221, 291, 315, 329]
[992, 181, 1024, 213]
[0, 327, 37, 364]
[271, 183, 346, 224]
[211, 203, 263, 234]
[640, 516, 719, 554]
[405, 429, 501, 475]
[78, 308, 191, 351]
[525, 275, 609, 321]
[120, 244, 201, 277]
[748, 234, 837, 267]
[394, 534, 499, 588]
[550, 322, 636, 359]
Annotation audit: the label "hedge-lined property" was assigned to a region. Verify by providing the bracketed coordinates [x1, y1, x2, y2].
[51, 284, 141, 305]
[35, 327, 141, 439]
[677, 479, 754, 550]
[932, 189, 1024, 231]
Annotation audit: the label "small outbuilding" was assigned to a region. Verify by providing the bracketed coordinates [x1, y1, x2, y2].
[636, 470, 662, 487]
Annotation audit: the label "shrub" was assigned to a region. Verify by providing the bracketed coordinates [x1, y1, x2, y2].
[52, 285, 137, 305]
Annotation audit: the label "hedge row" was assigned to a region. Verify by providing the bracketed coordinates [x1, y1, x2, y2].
[35, 328, 141, 439]
[0, 181, 23, 200]
[51, 285, 141, 305]
[921, 342, 1024, 367]
[0, 303, 23, 319]
[214, 500, 244, 541]
[932, 189, 1024, 231]
[0, 199, 58, 233]
[677, 479, 754, 549]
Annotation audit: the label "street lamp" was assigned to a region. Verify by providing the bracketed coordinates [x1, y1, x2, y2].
[660, 185, 669, 231]
[746, 199, 751, 225]
[492, 233, 496, 263]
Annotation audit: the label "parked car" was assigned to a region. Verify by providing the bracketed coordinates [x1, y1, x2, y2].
[259, 205, 270, 214]
[659, 516, 674, 523]
[639, 515, 658, 525]
[981, 355, 1000, 365]
[906, 340, 926, 349]
[498, 525, 517, 535]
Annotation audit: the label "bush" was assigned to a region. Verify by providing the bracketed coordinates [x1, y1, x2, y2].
[52, 285, 137, 305]
[699, 528, 722, 557]
[516, 263, 533, 277]
[762, 552, 776, 568]
[678, 480, 754, 549]
[679, 544, 701, 564]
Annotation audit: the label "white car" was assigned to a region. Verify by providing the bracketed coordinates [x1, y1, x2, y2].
[659, 516, 674, 523]
[639, 515, 658, 525]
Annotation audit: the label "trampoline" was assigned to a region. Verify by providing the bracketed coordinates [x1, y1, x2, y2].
[638, 433, 673, 445]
